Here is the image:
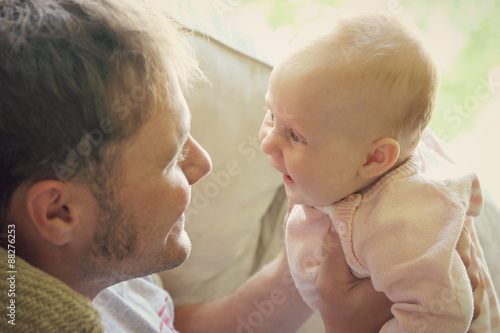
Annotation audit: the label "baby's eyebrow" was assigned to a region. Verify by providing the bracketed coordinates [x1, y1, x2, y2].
[264, 93, 305, 133]
[281, 113, 308, 140]
[273, 110, 295, 129]
[264, 94, 272, 109]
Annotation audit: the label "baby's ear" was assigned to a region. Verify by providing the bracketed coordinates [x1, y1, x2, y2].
[359, 138, 400, 179]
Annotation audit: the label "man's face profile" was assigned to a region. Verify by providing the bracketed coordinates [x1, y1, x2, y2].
[81, 76, 212, 281]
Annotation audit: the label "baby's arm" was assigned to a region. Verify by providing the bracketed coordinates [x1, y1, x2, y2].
[356, 186, 473, 332]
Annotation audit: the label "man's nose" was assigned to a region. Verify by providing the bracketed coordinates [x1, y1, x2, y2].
[182, 135, 212, 185]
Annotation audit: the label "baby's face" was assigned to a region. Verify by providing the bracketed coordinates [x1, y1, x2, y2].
[259, 61, 373, 206]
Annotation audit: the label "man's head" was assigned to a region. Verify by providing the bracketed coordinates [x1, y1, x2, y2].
[1, 0, 211, 298]
[259, 13, 439, 206]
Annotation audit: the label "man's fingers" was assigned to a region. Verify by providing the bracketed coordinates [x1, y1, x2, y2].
[287, 199, 295, 215]
[283, 199, 295, 227]
[317, 229, 393, 332]
[319, 229, 352, 284]
[468, 231, 485, 321]
[455, 226, 485, 321]
[456, 227, 472, 268]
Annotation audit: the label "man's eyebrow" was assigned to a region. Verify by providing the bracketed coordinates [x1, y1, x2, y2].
[171, 113, 191, 162]
[179, 112, 191, 145]
[161, 113, 191, 167]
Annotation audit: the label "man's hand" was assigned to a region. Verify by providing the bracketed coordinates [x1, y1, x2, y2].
[316, 229, 393, 333]
[456, 225, 485, 322]
[283, 199, 295, 227]
[315, 225, 485, 333]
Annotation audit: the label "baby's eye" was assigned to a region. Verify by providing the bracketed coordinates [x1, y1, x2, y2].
[290, 131, 303, 143]
[265, 109, 275, 123]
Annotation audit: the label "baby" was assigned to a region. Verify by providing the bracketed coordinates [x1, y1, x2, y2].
[259, 13, 500, 332]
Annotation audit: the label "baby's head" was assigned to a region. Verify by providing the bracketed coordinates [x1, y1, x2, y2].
[259, 13, 439, 206]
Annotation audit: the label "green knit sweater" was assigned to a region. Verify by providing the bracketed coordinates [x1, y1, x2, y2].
[0, 247, 104, 332]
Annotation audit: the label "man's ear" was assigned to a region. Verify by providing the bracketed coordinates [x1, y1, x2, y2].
[359, 138, 400, 179]
[25, 180, 78, 246]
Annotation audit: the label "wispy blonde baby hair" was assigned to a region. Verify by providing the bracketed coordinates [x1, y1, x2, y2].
[286, 12, 440, 157]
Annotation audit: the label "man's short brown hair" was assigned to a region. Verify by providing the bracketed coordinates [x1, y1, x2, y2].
[0, 0, 201, 224]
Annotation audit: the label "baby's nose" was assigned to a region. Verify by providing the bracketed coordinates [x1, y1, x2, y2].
[260, 128, 282, 158]
[260, 132, 274, 156]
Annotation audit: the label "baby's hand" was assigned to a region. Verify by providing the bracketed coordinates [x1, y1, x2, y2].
[316, 229, 393, 333]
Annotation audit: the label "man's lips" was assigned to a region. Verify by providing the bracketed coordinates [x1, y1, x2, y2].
[168, 214, 186, 237]
[283, 174, 295, 186]
[175, 214, 185, 227]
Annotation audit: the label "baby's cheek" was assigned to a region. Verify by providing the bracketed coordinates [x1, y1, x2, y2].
[305, 177, 339, 205]
[296, 174, 320, 194]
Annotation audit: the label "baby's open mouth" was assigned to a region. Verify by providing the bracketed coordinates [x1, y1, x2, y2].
[283, 174, 295, 185]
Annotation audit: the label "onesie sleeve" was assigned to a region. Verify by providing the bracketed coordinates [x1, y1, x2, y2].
[354, 177, 474, 333]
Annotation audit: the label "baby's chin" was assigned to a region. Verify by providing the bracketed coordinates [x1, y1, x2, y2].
[285, 190, 325, 207]
[285, 189, 341, 207]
